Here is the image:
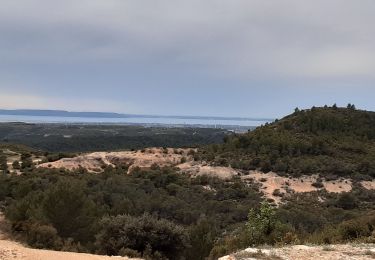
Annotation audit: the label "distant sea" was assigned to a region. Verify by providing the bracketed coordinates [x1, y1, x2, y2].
[0, 114, 270, 128]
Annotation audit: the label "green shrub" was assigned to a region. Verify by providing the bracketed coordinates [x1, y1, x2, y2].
[208, 229, 248, 260]
[186, 217, 218, 260]
[26, 223, 62, 249]
[335, 193, 358, 210]
[42, 180, 97, 243]
[118, 248, 141, 258]
[246, 201, 277, 245]
[312, 180, 324, 188]
[96, 214, 189, 260]
[339, 220, 372, 241]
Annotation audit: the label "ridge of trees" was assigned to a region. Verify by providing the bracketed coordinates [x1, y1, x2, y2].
[199, 105, 375, 180]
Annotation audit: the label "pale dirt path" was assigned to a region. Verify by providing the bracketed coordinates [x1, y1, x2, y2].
[0, 214, 139, 260]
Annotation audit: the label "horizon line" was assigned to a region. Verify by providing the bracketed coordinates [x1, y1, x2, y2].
[0, 108, 275, 122]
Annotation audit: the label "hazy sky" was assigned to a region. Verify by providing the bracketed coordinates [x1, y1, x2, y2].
[1, 0, 375, 118]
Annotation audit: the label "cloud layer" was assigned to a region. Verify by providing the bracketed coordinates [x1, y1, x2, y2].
[1, 0, 374, 117]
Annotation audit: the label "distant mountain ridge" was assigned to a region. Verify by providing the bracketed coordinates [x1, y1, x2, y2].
[0, 109, 273, 122]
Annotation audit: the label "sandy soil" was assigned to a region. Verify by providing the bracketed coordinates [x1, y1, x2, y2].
[3, 149, 21, 174]
[220, 244, 375, 260]
[178, 162, 238, 179]
[38, 147, 239, 179]
[37, 148, 375, 203]
[0, 214, 139, 260]
[243, 171, 353, 203]
[38, 148, 194, 173]
[0, 240, 138, 260]
[361, 180, 375, 190]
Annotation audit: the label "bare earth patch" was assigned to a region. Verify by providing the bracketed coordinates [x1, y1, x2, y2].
[219, 244, 375, 260]
[243, 171, 353, 203]
[38, 148, 193, 173]
[178, 163, 239, 179]
[38, 148, 375, 202]
[38, 148, 239, 179]
[361, 180, 375, 190]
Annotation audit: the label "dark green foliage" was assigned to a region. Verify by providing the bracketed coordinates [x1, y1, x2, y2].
[96, 214, 188, 259]
[209, 189, 375, 258]
[307, 212, 375, 244]
[339, 219, 372, 240]
[118, 248, 141, 258]
[246, 201, 277, 243]
[186, 217, 218, 260]
[200, 106, 375, 180]
[12, 160, 20, 170]
[42, 181, 97, 242]
[2, 167, 261, 259]
[335, 193, 358, 210]
[0, 151, 7, 174]
[245, 201, 294, 246]
[312, 180, 324, 188]
[1, 167, 374, 259]
[0, 123, 227, 152]
[43, 152, 77, 163]
[20, 153, 33, 169]
[26, 223, 62, 249]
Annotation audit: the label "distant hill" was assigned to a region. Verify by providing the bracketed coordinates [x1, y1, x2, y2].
[0, 109, 273, 121]
[0, 109, 126, 118]
[200, 106, 375, 180]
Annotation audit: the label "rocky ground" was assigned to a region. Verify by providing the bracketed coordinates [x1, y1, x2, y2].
[219, 244, 375, 260]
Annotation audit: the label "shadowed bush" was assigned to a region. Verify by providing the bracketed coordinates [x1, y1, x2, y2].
[96, 214, 189, 260]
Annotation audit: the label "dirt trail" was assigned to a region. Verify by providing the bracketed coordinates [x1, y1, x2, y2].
[0, 214, 139, 260]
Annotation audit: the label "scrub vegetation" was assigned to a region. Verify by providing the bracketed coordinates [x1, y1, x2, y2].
[0, 105, 374, 259]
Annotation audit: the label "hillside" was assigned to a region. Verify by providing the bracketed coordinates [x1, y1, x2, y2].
[0, 106, 375, 259]
[199, 106, 375, 180]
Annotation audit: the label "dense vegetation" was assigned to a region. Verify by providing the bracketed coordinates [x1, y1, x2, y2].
[0, 166, 261, 259]
[1, 106, 375, 259]
[0, 165, 374, 259]
[0, 123, 228, 152]
[211, 190, 375, 258]
[200, 105, 375, 180]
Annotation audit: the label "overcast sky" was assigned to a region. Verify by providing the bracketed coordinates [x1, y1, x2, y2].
[1, 0, 374, 118]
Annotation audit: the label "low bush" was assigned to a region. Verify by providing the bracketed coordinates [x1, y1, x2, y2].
[26, 223, 62, 250]
[96, 214, 189, 260]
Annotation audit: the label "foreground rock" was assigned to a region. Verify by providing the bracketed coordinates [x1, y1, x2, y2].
[219, 244, 375, 260]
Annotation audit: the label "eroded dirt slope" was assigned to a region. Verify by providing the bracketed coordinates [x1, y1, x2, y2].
[37, 148, 375, 204]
